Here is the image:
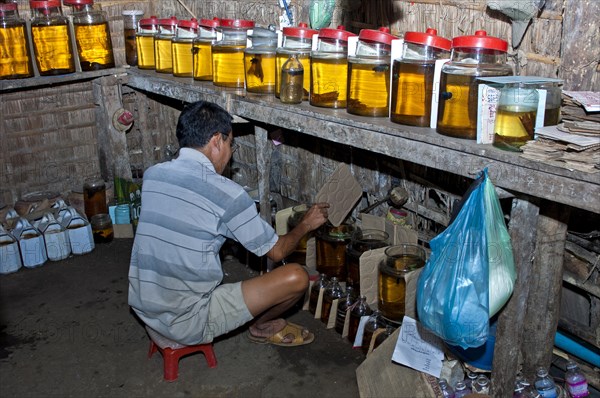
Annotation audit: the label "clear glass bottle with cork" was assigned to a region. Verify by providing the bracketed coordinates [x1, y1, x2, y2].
[29, 0, 76, 76]
[211, 18, 254, 88]
[275, 22, 317, 100]
[390, 28, 451, 127]
[171, 18, 198, 77]
[310, 25, 356, 108]
[0, 2, 33, 79]
[154, 16, 178, 73]
[63, 0, 115, 71]
[135, 15, 158, 69]
[347, 27, 397, 117]
[122, 9, 144, 66]
[192, 17, 219, 81]
[280, 53, 304, 104]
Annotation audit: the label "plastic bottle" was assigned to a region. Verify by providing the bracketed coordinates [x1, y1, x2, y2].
[308, 273, 328, 315]
[565, 360, 589, 398]
[439, 378, 456, 398]
[534, 367, 558, 398]
[348, 295, 372, 344]
[361, 310, 384, 355]
[465, 371, 478, 389]
[473, 374, 490, 395]
[454, 381, 472, 398]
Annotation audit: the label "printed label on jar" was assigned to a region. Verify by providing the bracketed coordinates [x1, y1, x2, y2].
[567, 380, 589, 398]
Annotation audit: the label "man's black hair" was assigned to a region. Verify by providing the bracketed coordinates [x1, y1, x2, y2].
[176, 101, 233, 148]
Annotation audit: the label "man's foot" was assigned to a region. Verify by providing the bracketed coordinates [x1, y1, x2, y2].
[248, 319, 314, 346]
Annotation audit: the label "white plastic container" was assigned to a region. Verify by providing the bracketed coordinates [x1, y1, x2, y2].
[0, 226, 22, 274]
[59, 207, 95, 255]
[37, 212, 71, 261]
[12, 218, 47, 268]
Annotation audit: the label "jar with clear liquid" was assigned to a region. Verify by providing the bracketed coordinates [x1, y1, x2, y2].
[30, 0, 75, 76]
[0, 3, 33, 79]
[310, 25, 356, 108]
[122, 9, 144, 66]
[64, 0, 115, 71]
[192, 17, 219, 81]
[316, 222, 354, 280]
[321, 276, 343, 324]
[154, 16, 177, 73]
[378, 244, 426, 322]
[346, 228, 389, 291]
[212, 18, 254, 88]
[437, 30, 513, 139]
[347, 27, 397, 117]
[171, 18, 198, 77]
[244, 27, 278, 94]
[390, 28, 451, 126]
[276, 22, 317, 100]
[280, 53, 304, 104]
[493, 82, 538, 151]
[136, 15, 158, 69]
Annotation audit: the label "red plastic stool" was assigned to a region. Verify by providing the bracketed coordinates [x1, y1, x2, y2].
[146, 326, 217, 382]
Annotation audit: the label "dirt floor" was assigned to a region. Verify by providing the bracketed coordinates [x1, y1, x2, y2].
[0, 239, 366, 398]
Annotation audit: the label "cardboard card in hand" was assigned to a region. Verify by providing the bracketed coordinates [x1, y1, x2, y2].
[315, 163, 362, 227]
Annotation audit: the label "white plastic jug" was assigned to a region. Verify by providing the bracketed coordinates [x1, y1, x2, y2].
[37, 212, 71, 261]
[12, 218, 47, 268]
[0, 225, 22, 274]
[60, 207, 94, 255]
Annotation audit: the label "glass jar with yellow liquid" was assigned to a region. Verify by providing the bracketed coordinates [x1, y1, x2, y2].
[135, 15, 158, 70]
[244, 27, 278, 94]
[155, 16, 178, 74]
[171, 18, 198, 78]
[192, 17, 219, 81]
[390, 28, 451, 127]
[212, 18, 254, 88]
[347, 27, 397, 117]
[310, 25, 356, 108]
[63, 0, 115, 71]
[493, 82, 538, 151]
[0, 2, 33, 79]
[276, 22, 317, 100]
[436, 31, 513, 139]
[29, 0, 75, 76]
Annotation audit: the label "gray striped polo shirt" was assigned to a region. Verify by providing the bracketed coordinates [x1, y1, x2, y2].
[128, 148, 278, 344]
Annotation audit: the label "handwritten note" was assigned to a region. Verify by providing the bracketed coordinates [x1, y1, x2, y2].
[392, 316, 445, 378]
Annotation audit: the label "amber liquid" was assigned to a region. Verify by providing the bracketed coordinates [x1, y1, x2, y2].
[244, 53, 276, 94]
[74, 22, 115, 71]
[0, 24, 34, 79]
[361, 327, 377, 355]
[308, 286, 320, 315]
[347, 61, 391, 116]
[493, 105, 537, 151]
[378, 254, 425, 321]
[334, 302, 349, 334]
[172, 41, 193, 77]
[346, 239, 388, 291]
[544, 107, 561, 126]
[321, 295, 334, 323]
[390, 60, 435, 126]
[31, 23, 75, 75]
[124, 28, 137, 66]
[154, 37, 173, 73]
[316, 238, 348, 280]
[310, 57, 348, 108]
[83, 185, 107, 220]
[92, 226, 114, 243]
[212, 44, 246, 88]
[193, 41, 213, 81]
[276, 52, 310, 99]
[136, 34, 155, 69]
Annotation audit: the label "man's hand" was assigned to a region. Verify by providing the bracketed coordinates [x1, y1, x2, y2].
[299, 202, 330, 232]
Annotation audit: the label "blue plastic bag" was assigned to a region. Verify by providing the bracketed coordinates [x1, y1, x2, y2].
[416, 170, 492, 349]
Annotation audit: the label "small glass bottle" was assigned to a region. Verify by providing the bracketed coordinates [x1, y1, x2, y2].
[454, 381, 471, 398]
[154, 16, 177, 73]
[122, 9, 144, 66]
[361, 310, 384, 355]
[0, 2, 34, 79]
[534, 367, 557, 398]
[280, 53, 304, 104]
[473, 374, 491, 395]
[83, 178, 107, 220]
[64, 0, 115, 71]
[308, 273, 328, 315]
[276, 22, 317, 100]
[493, 82, 539, 151]
[30, 0, 76, 76]
[334, 285, 355, 334]
[171, 18, 198, 77]
[136, 15, 158, 69]
[244, 27, 278, 94]
[348, 294, 372, 344]
[192, 17, 219, 81]
[321, 276, 343, 324]
[212, 18, 254, 88]
[90, 213, 113, 243]
[565, 360, 589, 398]
[347, 27, 397, 117]
[439, 378, 456, 398]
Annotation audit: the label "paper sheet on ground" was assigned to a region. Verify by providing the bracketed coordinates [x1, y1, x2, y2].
[392, 316, 445, 378]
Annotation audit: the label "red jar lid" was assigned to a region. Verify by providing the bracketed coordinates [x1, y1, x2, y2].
[452, 30, 508, 52]
[178, 18, 198, 29]
[358, 27, 397, 46]
[139, 15, 159, 27]
[318, 25, 356, 42]
[63, 0, 93, 5]
[30, 0, 61, 8]
[282, 22, 318, 39]
[158, 16, 178, 27]
[200, 17, 220, 28]
[220, 18, 254, 28]
[0, 3, 18, 11]
[404, 28, 451, 51]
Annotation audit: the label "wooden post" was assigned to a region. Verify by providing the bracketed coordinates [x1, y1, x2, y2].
[491, 197, 540, 397]
[254, 124, 271, 223]
[92, 76, 132, 181]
